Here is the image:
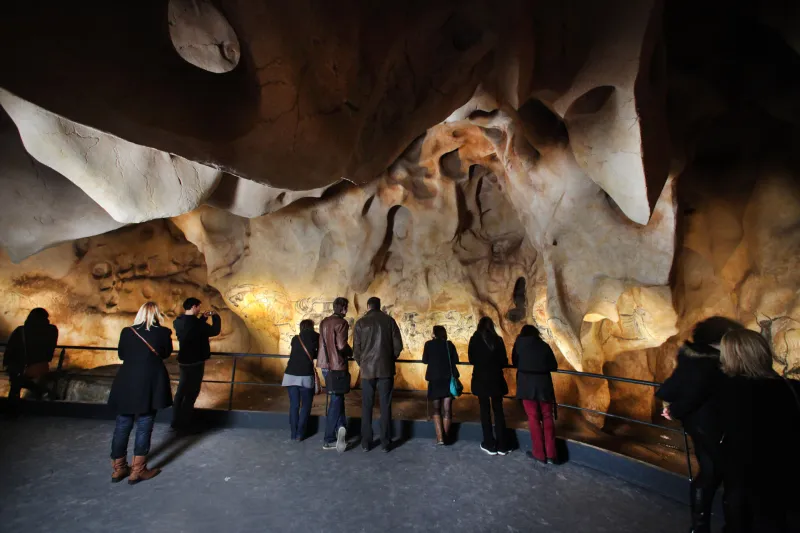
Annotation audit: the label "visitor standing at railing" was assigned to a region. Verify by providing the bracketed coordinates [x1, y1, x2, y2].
[107, 302, 173, 484]
[282, 319, 320, 442]
[422, 325, 460, 445]
[512, 325, 559, 465]
[469, 316, 510, 456]
[716, 329, 800, 533]
[172, 297, 221, 433]
[656, 316, 742, 533]
[353, 297, 404, 453]
[2, 308, 58, 412]
[318, 297, 352, 452]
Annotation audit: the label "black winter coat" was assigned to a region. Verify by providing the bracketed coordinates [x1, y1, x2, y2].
[108, 325, 173, 415]
[422, 339, 459, 399]
[284, 330, 320, 377]
[512, 335, 557, 402]
[716, 376, 800, 485]
[174, 313, 221, 365]
[353, 310, 403, 380]
[655, 343, 725, 439]
[3, 323, 58, 373]
[468, 333, 508, 398]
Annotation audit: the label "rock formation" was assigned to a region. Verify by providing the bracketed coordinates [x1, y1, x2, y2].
[0, 0, 799, 427]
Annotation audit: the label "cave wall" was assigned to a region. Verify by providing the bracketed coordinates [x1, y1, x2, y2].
[0, 0, 799, 425]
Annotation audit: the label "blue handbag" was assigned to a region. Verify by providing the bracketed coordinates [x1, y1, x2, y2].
[446, 342, 463, 398]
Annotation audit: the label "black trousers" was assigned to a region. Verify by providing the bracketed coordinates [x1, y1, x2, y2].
[172, 363, 205, 428]
[478, 395, 507, 451]
[361, 377, 393, 448]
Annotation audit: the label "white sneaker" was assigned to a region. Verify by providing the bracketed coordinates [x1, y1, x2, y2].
[480, 444, 498, 456]
[336, 426, 347, 453]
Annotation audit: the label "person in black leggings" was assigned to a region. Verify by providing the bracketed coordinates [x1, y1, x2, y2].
[422, 325, 460, 445]
[468, 317, 509, 456]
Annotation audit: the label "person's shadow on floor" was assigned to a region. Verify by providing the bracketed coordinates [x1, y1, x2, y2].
[148, 428, 211, 469]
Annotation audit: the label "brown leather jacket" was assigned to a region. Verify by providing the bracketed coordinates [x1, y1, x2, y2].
[317, 313, 351, 371]
[353, 310, 403, 379]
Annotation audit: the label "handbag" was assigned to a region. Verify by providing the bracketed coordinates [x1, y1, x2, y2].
[298, 336, 321, 395]
[446, 342, 463, 398]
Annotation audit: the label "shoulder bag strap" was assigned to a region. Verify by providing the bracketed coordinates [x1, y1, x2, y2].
[298, 336, 319, 391]
[445, 341, 454, 378]
[21, 327, 28, 362]
[129, 326, 159, 356]
[298, 336, 314, 364]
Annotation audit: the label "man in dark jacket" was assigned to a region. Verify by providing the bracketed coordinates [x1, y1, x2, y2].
[317, 297, 351, 452]
[353, 297, 403, 452]
[172, 297, 221, 431]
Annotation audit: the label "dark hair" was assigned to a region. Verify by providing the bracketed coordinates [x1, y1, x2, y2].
[432, 325, 447, 340]
[25, 308, 50, 326]
[333, 297, 349, 315]
[519, 325, 540, 338]
[477, 316, 497, 350]
[367, 297, 381, 311]
[299, 319, 315, 332]
[692, 316, 743, 347]
[183, 297, 201, 311]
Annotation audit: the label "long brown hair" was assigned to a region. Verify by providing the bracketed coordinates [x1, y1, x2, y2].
[720, 329, 777, 379]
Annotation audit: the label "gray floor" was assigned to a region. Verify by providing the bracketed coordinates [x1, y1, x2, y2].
[0, 417, 689, 533]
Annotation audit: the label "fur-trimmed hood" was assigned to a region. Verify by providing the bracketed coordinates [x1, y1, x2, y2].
[680, 342, 721, 360]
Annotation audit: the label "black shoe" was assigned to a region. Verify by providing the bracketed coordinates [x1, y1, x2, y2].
[480, 444, 498, 456]
[546, 458, 558, 465]
[361, 443, 371, 452]
[381, 446, 390, 453]
[497, 449, 510, 456]
[322, 442, 337, 450]
[526, 451, 546, 463]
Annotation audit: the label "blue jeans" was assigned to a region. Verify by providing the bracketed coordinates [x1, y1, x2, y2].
[287, 386, 314, 440]
[111, 412, 156, 459]
[323, 370, 347, 444]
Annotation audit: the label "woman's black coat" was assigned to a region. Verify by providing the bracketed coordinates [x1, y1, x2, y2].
[108, 324, 173, 415]
[422, 339, 459, 399]
[512, 335, 558, 402]
[468, 333, 508, 398]
[655, 342, 725, 439]
[3, 323, 58, 373]
[284, 329, 320, 377]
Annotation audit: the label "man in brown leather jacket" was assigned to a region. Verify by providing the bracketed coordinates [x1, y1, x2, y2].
[317, 297, 352, 452]
[353, 297, 403, 452]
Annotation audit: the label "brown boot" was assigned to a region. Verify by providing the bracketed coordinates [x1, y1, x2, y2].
[433, 415, 445, 445]
[443, 416, 452, 440]
[128, 455, 160, 485]
[111, 457, 130, 483]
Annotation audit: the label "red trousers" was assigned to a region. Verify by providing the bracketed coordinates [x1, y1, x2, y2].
[522, 399, 557, 461]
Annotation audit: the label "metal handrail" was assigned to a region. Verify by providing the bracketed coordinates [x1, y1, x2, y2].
[1, 342, 693, 483]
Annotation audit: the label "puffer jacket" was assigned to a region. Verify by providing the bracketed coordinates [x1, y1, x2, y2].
[353, 310, 403, 379]
[317, 313, 351, 371]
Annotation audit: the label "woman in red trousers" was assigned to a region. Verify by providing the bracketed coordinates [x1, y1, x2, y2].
[512, 325, 559, 464]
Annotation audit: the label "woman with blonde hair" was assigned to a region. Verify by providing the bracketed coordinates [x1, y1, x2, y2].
[717, 328, 800, 533]
[107, 302, 174, 484]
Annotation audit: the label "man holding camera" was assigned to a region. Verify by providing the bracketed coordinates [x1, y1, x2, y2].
[172, 297, 221, 432]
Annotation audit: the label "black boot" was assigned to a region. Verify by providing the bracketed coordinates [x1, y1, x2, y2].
[690, 487, 712, 533]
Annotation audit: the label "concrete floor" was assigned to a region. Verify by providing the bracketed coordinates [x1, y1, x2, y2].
[0, 416, 689, 533]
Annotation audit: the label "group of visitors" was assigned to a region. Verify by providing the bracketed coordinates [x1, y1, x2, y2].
[5, 302, 799, 533]
[657, 316, 800, 533]
[281, 297, 560, 464]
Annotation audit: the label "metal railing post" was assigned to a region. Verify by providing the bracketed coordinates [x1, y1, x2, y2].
[56, 347, 66, 372]
[228, 355, 238, 411]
